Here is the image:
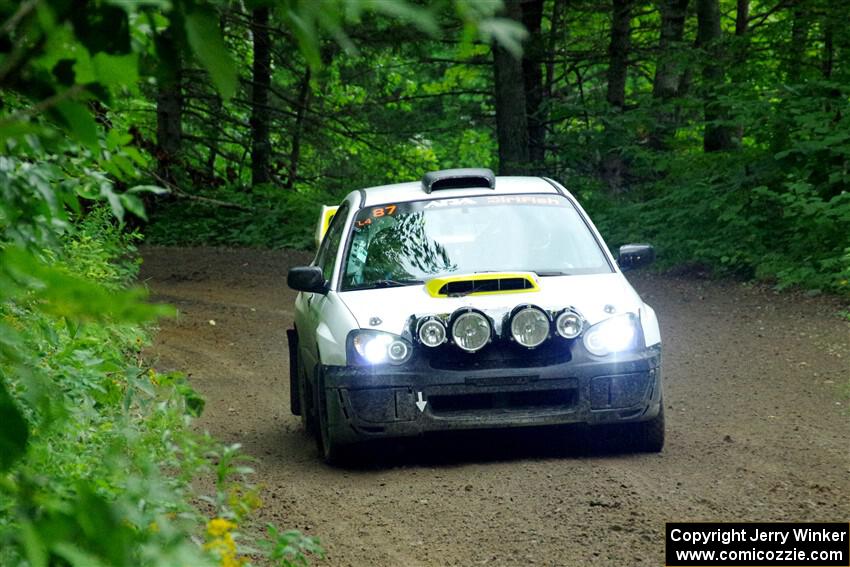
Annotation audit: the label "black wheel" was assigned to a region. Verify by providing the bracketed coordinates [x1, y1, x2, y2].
[315, 370, 356, 466]
[633, 403, 665, 453]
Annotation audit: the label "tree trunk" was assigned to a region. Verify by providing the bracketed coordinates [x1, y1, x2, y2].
[650, 0, 689, 149]
[544, 0, 566, 173]
[544, 0, 566, 100]
[819, 5, 840, 119]
[602, 0, 633, 193]
[696, 0, 733, 152]
[204, 15, 227, 181]
[771, 3, 810, 153]
[250, 6, 272, 187]
[735, 0, 749, 36]
[521, 0, 545, 169]
[653, 0, 689, 100]
[204, 93, 222, 179]
[732, 0, 749, 142]
[786, 4, 808, 84]
[493, 0, 530, 174]
[156, 27, 182, 183]
[285, 67, 312, 190]
[821, 16, 834, 79]
[606, 0, 631, 108]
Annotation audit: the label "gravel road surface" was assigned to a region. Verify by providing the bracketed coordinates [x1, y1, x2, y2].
[141, 246, 850, 566]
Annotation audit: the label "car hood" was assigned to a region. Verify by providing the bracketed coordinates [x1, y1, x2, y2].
[337, 273, 644, 337]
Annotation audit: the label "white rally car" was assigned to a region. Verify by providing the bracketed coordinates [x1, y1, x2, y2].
[287, 169, 663, 463]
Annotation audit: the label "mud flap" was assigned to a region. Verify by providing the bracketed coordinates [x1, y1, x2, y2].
[286, 328, 301, 415]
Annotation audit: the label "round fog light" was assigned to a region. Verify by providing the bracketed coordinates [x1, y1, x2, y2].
[388, 339, 410, 363]
[510, 306, 550, 348]
[418, 318, 447, 347]
[451, 310, 491, 352]
[555, 310, 583, 339]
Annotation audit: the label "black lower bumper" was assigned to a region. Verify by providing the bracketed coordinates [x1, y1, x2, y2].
[321, 346, 662, 444]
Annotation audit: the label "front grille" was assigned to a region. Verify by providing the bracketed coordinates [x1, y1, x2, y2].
[425, 339, 572, 370]
[429, 389, 575, 414]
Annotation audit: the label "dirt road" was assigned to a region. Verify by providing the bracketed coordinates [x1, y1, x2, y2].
[140, 246, 850, 566]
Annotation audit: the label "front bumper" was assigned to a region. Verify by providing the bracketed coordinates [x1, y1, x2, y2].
[321, 346, 662, 444]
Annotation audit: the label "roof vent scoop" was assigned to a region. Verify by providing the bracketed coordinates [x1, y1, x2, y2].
[422, 168, 496, 194]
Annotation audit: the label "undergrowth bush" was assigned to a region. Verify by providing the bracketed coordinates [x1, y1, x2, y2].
[582, 82, 850, 295]
[0, 191, 321, 565]
[585, 157, 850, 293]
[145, 184, 337, 250]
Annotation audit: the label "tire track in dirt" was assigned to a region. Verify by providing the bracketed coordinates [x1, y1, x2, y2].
[141, 246, 850, 566]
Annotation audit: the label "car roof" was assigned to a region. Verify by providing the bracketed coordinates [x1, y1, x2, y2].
[353, 176, 563, 207]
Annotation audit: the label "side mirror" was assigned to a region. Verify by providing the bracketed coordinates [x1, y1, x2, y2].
[287, 266, 328, 294]
[618, 244, 655, 271]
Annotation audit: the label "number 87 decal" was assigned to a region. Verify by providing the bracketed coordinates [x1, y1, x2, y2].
[372, 205, 397, 217]
[355, 204, 397, 228]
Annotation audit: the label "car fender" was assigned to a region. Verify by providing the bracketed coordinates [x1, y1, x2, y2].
[316, 292, 358, 366]
[640, 303, 661, 347]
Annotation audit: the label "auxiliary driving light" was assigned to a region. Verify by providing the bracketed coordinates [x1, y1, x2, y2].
[450, 310, 491, 352]
[509, 305, 550, 348]
[583, 314, 638, 356]
[555, 309, 583, 339]
[417, 317, 447, 347]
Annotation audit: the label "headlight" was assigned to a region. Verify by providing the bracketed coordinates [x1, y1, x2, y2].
[555, 309, 584, 339]
[417, 317, 447, 347]
[350, 331, 412, 365]
[583, 314, 640, 356]
[509, 305, 550, 348]
[450, 309, 492, 352]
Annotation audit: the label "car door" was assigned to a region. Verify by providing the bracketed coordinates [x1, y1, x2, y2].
[296, 202, 349, 380]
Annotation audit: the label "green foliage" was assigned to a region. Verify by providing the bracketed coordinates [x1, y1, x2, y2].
[0, 0, 331, 563]
[0, 200, 322, 567]
[260, 524, 324, 567]
[185, 9, 237, 98]
[0, 0, 236, 128]
[145, 183, 335, 249]
[0, 383, 27, 471]
[584, 78, 850, 294]
[0, 208, 211, 565]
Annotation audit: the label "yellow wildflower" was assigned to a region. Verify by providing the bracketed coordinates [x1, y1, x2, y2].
[206, 518, 237, 538]
[205, 518, 245, 567]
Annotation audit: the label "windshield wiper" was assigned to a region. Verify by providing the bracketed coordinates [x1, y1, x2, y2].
[533, 270, 573, 277]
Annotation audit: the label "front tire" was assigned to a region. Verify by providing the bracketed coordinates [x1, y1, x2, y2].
[315, 370, 357, 465]
[633, 403, 665, 453]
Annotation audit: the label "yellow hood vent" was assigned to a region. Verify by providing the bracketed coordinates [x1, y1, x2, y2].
[425, 272, 540, 298]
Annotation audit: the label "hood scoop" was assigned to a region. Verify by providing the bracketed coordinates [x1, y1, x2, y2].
[425, 272, 540, 298]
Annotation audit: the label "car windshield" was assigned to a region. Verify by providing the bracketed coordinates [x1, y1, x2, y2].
[341, 194, 612, 291]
